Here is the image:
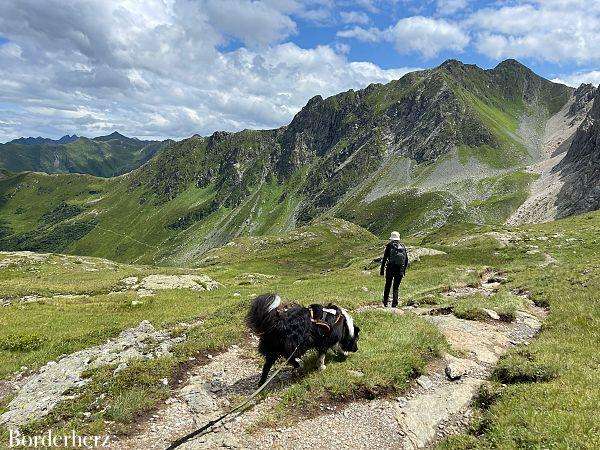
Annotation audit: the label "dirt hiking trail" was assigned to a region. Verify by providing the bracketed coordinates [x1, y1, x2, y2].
[115, 303, 544, 449]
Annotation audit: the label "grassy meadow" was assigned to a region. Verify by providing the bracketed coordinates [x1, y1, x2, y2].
[0, 212, 598, 448]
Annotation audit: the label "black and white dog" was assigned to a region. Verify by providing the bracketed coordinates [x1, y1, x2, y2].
[246, 293, 360, 385]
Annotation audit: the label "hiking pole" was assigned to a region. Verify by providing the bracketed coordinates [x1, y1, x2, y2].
[166, 345, 300, 450]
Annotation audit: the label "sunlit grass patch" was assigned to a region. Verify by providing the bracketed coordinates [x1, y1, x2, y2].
[492, 348, 557, 384]
[436, 434, 479, 450]
[452, 290, 523, 322]
[0, 273, 241, 379]
[435, 211, 600, 449]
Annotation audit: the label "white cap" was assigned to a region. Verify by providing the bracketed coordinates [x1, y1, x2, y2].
[390, 231, 400, 241]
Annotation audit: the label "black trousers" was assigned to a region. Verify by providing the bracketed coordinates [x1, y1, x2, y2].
[383, 269, 403, 306]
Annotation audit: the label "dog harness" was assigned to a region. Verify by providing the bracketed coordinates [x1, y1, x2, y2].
[309, 304, 342, 333]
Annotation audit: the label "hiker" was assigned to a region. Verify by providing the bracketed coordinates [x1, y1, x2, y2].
[380, 231, 408, 307]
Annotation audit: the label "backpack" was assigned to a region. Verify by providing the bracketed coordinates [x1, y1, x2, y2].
[389, 242, 407, 268]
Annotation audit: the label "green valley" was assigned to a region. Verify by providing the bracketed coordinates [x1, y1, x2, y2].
[0, 60, 590, 266]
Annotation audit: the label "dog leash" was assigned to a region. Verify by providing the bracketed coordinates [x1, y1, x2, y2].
[165, 344, 301, 450]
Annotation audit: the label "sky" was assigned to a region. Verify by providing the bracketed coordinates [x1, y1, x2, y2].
[1, 0, 599, 142]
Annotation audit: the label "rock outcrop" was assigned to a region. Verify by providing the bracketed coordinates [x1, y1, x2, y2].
[0, 321, 185, 427]
[556, 87, 600, 217]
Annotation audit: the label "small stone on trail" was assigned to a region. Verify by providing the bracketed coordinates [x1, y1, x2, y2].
[444, 354, 472, 380]
[482, 308, 500, 320]
[416, 375, 433, 389]
[121, 276, 138, 288]
[482, 282, 501, 290]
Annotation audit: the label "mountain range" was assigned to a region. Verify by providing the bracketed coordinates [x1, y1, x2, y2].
[0, 131, 171, 177]
[0, 59, 598, 265]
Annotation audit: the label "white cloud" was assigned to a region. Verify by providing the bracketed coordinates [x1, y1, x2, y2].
[353, 0, 379, 14]
[202, 0, 298, 47]
[337, 26, 381, 43]
[385, 16, 469, 58]
[340, 10, 371, 24]
[469, 1, 600, 63]
[552, 71, 600, 88]
[6, 0, 597, 143]
[0, 0, 414, 141]
[334, 42, 351, 54]
[338, 16, 469, 58]
[436, 0, 468, 16]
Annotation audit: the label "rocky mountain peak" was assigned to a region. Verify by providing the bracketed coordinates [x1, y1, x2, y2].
[438, 59, 465, 70]
[57, 134, 79, 144]
[569, 83, 597, 117]
[493, 58, 531, 73]
[94, 131, 127, 141]
[9, 136, 52, 145]
[132, 59, 578, 224]
[305, 95, 324, 107]
[573, 83, 596, 96]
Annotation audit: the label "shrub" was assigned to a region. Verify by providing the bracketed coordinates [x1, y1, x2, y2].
[0, 334, 43, 352]
[40, 202, 84, 224]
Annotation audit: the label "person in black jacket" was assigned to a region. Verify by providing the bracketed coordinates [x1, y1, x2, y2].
[380, 231, 408, 307]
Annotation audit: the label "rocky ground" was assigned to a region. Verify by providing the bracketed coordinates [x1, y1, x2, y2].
[0, 320, 194, 427]
[0, 250, 223, 428]
[119, 274, 222, 298]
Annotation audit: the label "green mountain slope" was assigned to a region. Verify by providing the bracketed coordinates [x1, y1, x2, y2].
[0, 131, 171, 177]
[0, 59, 581, 264]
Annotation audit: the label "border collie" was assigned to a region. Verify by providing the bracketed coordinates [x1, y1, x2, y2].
[246, 293, 360, 385]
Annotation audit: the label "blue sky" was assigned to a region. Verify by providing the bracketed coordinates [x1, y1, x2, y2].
[0, 0, 599, 142]
[291, 0, 600, 81]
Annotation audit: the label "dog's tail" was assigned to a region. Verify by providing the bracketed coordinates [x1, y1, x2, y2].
[246, 293, 281, 335]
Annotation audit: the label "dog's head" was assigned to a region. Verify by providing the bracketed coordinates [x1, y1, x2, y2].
[338, 308, 360, 353]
